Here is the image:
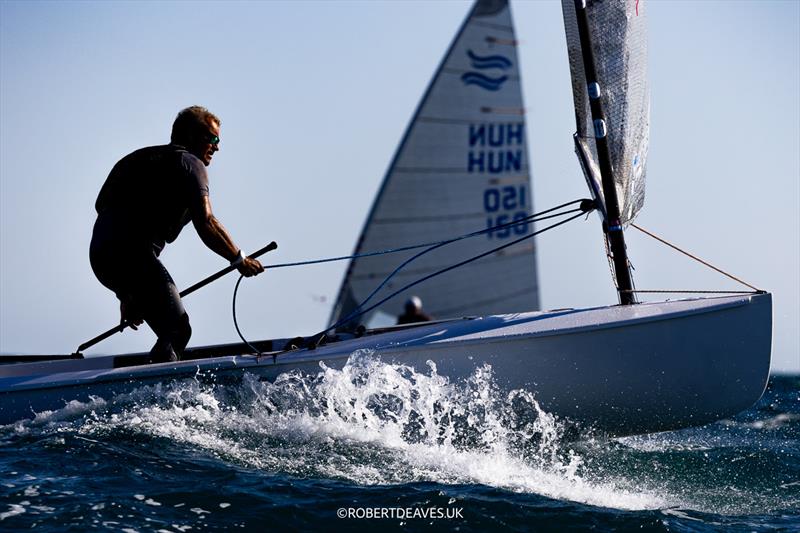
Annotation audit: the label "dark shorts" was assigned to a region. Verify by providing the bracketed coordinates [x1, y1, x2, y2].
[90, 219, 191, 356]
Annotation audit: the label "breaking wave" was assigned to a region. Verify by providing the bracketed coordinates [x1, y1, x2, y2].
[7, 355, 797, 521]
[11, 351, 669, 511]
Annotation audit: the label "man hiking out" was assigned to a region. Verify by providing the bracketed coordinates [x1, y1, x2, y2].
[90, 106, 264, 363]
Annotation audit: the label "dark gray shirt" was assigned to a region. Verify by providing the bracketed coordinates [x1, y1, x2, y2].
[93, 144, 209, 254]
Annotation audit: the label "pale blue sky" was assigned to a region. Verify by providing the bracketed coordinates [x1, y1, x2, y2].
[1, 0, 797, 372]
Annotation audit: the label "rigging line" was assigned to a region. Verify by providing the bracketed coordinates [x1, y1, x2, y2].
[231, 200, 592, 357]
[232, 274, 265, 358]
[348, 245, 536, 281]
[630, 223, 761, 291]
[265, 199, 589, 270]
[324, 210, 588, 336]
[327, 206, 588, 331]
[620, 289, 758, 295]
[372, 208, 584, 228]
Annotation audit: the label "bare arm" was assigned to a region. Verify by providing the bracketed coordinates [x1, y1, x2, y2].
[192, 196, 264, 277]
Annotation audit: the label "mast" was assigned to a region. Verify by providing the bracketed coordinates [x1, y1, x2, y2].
[572, 0, 636, 305]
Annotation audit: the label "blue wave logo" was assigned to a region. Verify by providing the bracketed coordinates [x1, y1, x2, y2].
[462, 49, 512, 91]
[467, 50, 512, 71]
[461, 72, 508, 91]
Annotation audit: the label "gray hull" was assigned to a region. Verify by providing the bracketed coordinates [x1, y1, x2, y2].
[0, 294, 772, 436]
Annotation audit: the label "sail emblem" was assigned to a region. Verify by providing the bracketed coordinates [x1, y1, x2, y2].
[461, 49, 511, 91]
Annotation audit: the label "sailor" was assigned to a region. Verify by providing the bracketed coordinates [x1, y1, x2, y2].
[397, 296, 433, 325]
[89, 106, 264, 363]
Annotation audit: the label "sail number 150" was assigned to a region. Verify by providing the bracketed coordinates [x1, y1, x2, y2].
[484, 185, 529, 239]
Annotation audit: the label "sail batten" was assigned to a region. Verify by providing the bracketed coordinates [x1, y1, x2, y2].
[329, 0, 539, 330]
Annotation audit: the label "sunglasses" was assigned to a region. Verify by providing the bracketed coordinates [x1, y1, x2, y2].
[205, 133, 220, 146]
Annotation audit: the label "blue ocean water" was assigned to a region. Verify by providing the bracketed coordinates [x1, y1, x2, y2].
[1, 356, 797, 532]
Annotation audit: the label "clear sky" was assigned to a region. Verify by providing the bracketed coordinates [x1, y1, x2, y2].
[1, 0, 797, 373]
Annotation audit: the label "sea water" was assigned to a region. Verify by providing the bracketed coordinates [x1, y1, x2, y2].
[1, 352, 797, 532]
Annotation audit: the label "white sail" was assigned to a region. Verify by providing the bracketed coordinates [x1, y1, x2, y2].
[561, 0, 649, 223]
[329, 0, 539, 329]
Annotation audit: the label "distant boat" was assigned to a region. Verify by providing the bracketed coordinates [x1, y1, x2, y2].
[0, 0, 771, 436]
[328, 0, 540, 329]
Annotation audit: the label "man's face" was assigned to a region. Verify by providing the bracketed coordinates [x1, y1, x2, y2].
[188, 120, 220, 166]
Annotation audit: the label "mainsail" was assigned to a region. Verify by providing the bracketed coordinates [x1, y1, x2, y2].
[329, 0, 539, 329]
[561, 0, 649, 223]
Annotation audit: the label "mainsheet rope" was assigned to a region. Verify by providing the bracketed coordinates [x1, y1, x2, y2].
[262, 199, 588, 270]
[232, 199, 595, 357]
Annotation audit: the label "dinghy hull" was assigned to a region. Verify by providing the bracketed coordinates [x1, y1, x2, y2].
[0, 293, 771, 436]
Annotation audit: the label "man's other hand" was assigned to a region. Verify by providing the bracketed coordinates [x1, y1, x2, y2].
[120, 300, 144, 330]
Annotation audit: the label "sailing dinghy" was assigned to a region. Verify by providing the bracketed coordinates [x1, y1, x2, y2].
[0, 0, 771, 436]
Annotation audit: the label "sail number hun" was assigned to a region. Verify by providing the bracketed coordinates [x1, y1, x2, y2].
[484, 185, 529, 239]
[468, 123, 530, 239]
